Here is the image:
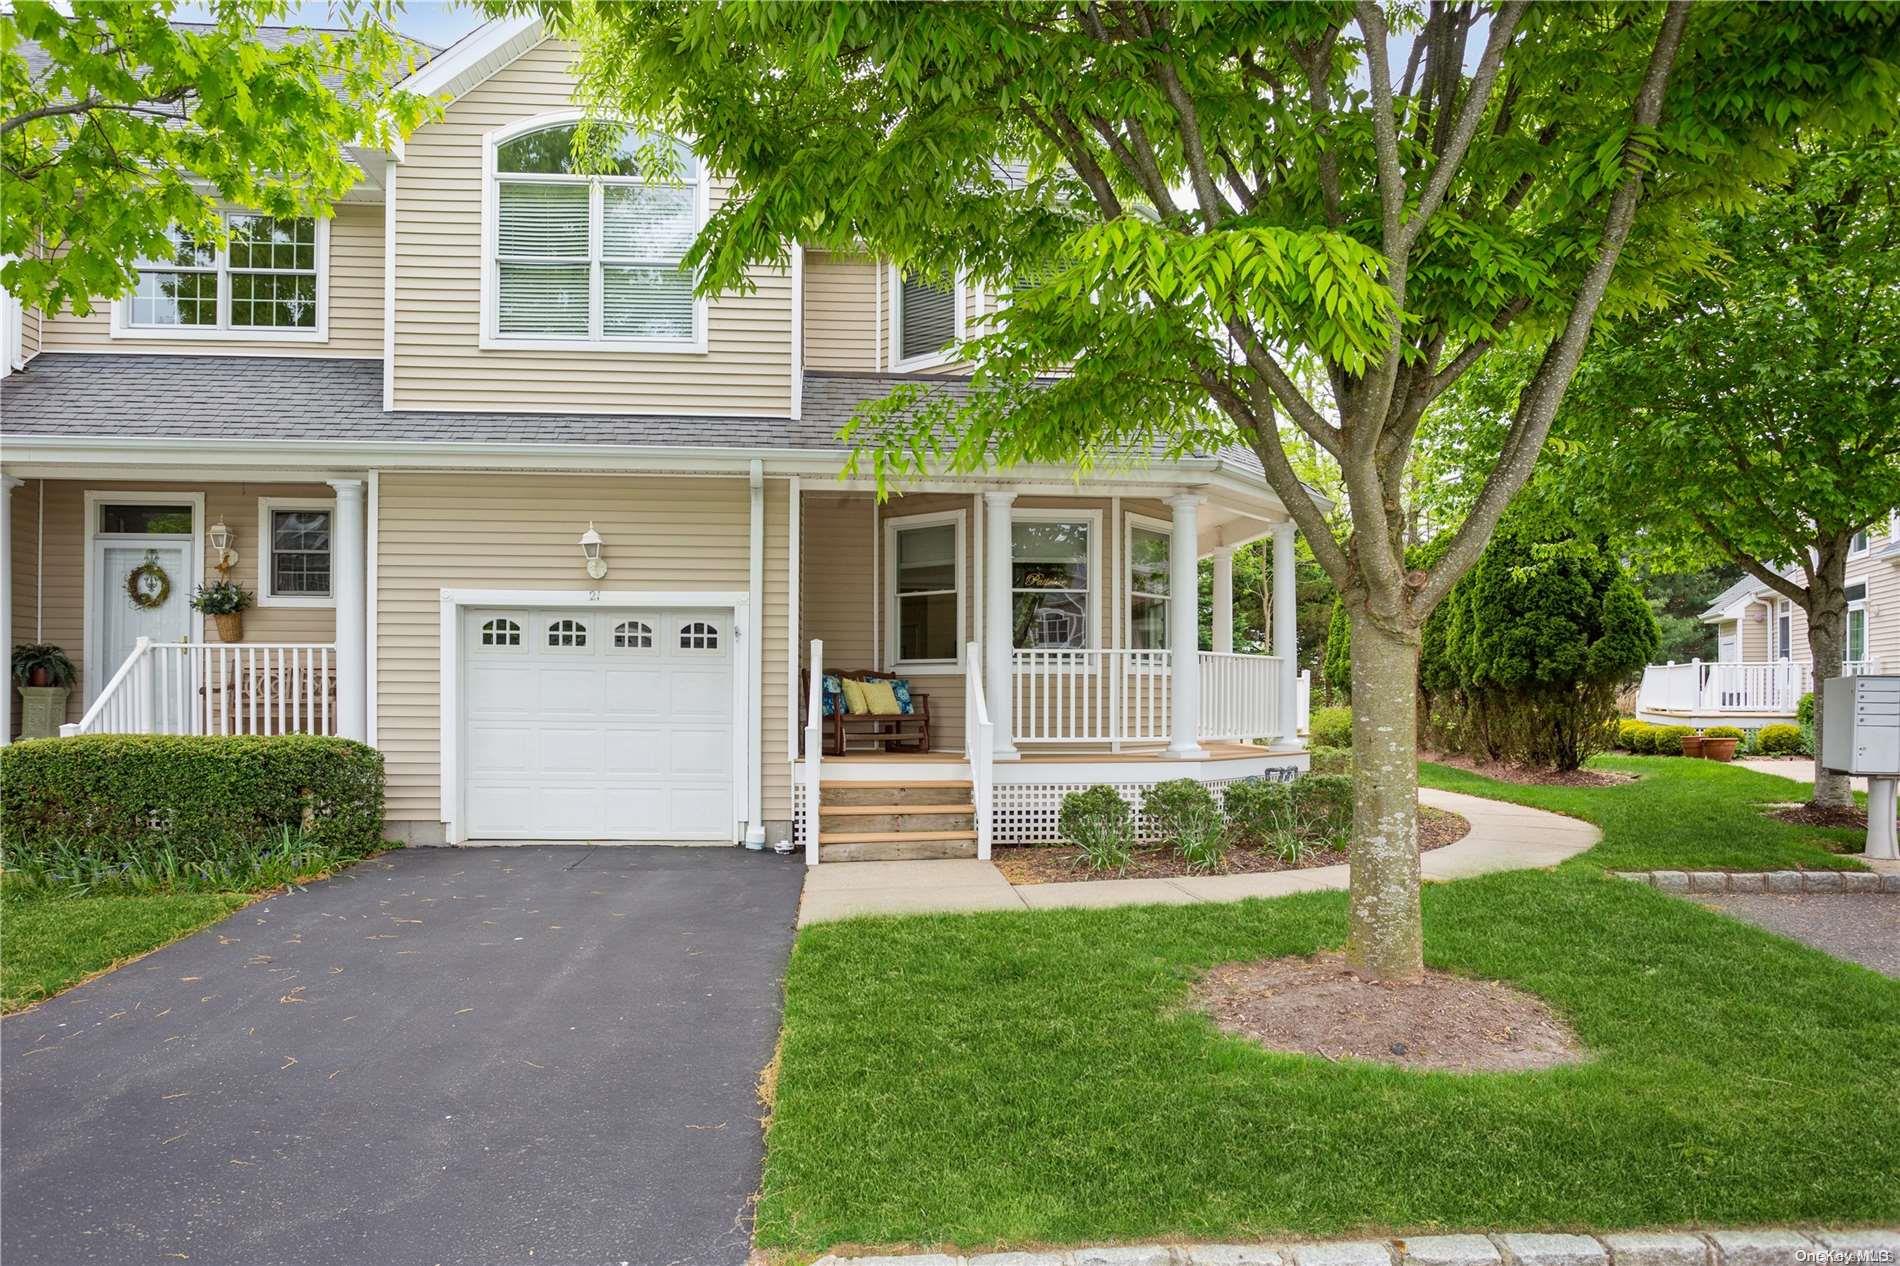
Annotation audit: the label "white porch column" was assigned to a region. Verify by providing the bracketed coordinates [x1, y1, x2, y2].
[1167, 493, 1206, 758]
[983, 490, 1018, 760]
[1272, 521, 1299, 746]
[1210, 545, 1235, 655]
[327, 478, 368, 743]
[1, 476, 17, 745]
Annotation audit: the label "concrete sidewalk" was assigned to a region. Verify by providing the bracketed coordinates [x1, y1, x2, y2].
[1736, 757, 1869, 792]
[798, 787, 1600, 926]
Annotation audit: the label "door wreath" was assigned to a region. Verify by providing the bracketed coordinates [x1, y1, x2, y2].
[126, 553, 172, 610]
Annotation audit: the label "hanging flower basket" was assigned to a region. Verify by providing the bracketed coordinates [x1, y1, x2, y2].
[214, 612, 244, 642]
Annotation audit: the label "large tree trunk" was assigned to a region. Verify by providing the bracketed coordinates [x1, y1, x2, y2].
[1345, 607, 1424, 982]
[1806, 538, 1854, 809]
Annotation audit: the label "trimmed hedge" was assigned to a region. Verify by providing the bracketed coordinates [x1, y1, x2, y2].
[1652, 725, 1696, 756]
[1307, 745, 1353, 776]
[0, 735, 383, 853]
[1308, 706, 1352, 749]
[1756, 722, 1807, 756]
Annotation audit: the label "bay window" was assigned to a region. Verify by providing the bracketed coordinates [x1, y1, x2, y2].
[1127, 519, 1171, 649]
[487, 118, 703, 348]
[117, 213, 324, 338]
[1011, 514, 1097, 649]
[887, 511, 964, 668]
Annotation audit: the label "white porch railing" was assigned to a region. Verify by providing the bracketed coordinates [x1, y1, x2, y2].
[1011, 649, 1172, 745]
[1198, 651, 1283, 743]
[802, 639, 824, 866]
[61, 639, 337, 738]
[1637, 657, 1883, 716]
[965, 641, 994, 859]
[1297, 668, 1312, 736]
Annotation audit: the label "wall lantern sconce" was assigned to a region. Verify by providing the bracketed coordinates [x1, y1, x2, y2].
[579, 522, 607, 580]
[208, 518, 237, 574]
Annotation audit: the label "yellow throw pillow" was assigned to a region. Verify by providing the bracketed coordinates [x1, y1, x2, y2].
[860, 679, 903, 715]
[840, 677, 872, 715]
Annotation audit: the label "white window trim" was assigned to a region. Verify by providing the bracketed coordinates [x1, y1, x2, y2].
[1010, 506, 1103, 655]
[1124, 511, 1176, 654]
[479, 109, 710, 354]
[1849, 527, 1871, 557]
[111, 212, 330, 343]
[1775, 597, 1794, 659]
[883, 508, 966, 672]
[888, 263, 967, 371]
[255, 496, 337, 608]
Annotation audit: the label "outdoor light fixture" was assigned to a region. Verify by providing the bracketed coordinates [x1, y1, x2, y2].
[579, 522, 607, 580]
[208, 518, 237, 573]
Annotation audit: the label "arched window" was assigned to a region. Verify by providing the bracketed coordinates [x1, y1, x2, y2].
[547, 618, 588, 648]
[480, 617, 521, 647]
[678, 620, 719, 651]
[613, 620, 653, 649]
[486, 117, 703, 348]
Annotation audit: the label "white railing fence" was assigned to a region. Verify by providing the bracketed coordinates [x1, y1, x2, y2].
[1198, 651, 1283, 743]
[1297, 668, 1312, 736]
[1637, 657, 1883, 716]
[965, 641, 994, 859]
[1011, 648, 1171, 745]
[802, 639, 824, 865]
[63, 640, 337, 738]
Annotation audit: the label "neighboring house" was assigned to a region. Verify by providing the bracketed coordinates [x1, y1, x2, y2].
[1634, 514, 1897, 729]
[0, 16, 1309, 859]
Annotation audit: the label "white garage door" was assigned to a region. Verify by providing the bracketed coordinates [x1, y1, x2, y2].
[461, 608, 735, 840]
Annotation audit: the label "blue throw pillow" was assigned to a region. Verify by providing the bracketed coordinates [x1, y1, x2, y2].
[821, 673, 843, 718]
[889, 678, 914, 715]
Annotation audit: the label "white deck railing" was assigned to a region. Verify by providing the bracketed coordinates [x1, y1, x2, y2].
[1198, 651, 1283, 742]
[62, 640, 337, 738]
[802, 639, 825, 866]
[1637, 657, 1883, 716]
[965, 641, 994, 859]
[1011, 648, 1172, 745]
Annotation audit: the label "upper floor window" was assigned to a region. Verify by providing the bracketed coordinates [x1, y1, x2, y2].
[1849, 527, 1870, 556]
[115, 213, 327, 341]
[892, 267, 963, 368]
[485, 118, 704, 351]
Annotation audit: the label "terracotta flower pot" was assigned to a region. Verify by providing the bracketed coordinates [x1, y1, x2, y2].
[214, 612, 244, 642]
[26, 666, 51, 687]
[1702, 737, 1738, 762]
[1681, 735, 1704, 758]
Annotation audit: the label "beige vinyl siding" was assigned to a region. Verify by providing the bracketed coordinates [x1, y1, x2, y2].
[37, 202, 385, 358]
[6, 480, 335, 730]
[374, 472, 759, 826]
[19, 304, 41, 360]
[803, 253, 880, 371]
[761, 478, 792, 820]
[1740, 602, 1770, 661]
[1864, 561, 1899, 669]
[391, 39, 792, 415]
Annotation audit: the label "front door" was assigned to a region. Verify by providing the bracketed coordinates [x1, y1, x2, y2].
[90, 500, 196, 704]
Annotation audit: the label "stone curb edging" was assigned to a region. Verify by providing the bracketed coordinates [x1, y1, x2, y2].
[1612, 869, 1900, 894]
[811, 1227, 1900, 1266]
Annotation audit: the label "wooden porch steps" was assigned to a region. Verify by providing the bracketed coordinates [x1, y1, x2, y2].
[816, 781, 978, 861]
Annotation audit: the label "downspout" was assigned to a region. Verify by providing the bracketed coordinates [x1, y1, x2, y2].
[746, 458, 766, 849]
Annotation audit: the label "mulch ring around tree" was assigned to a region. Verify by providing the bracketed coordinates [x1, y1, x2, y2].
[1767, 802, 1869, 830]
[1189, 951, 1590, 1073]
[992, 804, 1469, 886]
[1424, 751, 1637, 788]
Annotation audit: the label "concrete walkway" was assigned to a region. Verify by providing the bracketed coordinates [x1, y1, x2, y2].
[1736, 756, 1869, 792]
[798, 787, 1601, 925]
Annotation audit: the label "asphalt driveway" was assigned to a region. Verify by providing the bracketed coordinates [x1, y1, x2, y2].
[2, 845, 806, 1266]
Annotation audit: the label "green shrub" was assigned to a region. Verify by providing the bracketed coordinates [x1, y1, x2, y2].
[1630, 724, 1660, 754]
[1307, 745, 1353, 776]
[1141, 779, 1226, 872]
[1322, 599, 1352, 702]
[1615, 718, 1646, 750]
[1308, 706, 1352, 749]
[1704, 725, 1745, 740]
[1290, 774, 1354, 850]
[1796, 692, 1816, 727]
[1057, 786, 1134, 871]
[2, 826, 382, 897]
[1754, 723, 1806, 756]
[0, 735, 384, 858]
[1221, 778, 1291, 848]
[1652, 725, 1695, 756]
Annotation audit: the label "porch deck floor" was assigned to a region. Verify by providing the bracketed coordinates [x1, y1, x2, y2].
[796, 787, 1602, 925]
[816, 741, 1285, 765]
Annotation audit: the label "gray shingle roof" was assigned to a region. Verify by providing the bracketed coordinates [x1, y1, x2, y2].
[18, 24, 437, 102]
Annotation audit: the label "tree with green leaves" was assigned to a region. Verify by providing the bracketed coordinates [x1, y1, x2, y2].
[1557, 137, 1900, 808]
[531, 0, 1899, 979]
[1, 0, 432, 317]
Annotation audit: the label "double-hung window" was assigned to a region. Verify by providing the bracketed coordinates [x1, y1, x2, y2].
[257, 498, 334, 607]
[489, 120, 702, 348]
[887, 512, 964, 668]
[119, 213, 323, 337]
[1011, 515, 1096, 650]
[1847, 582, 1868, 664]
[1127, 519, 1171, 650]
[892, 267, 962, 368]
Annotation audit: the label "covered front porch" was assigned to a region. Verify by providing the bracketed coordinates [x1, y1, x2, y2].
[1635, 657, 1883, 729]
[787, 482, 1310, 859]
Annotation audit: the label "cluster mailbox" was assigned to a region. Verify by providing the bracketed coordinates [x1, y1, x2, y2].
[1820, 675, 1899, 861]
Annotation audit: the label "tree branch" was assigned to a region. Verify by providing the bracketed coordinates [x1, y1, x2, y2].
[1398, 1, 1527, 254]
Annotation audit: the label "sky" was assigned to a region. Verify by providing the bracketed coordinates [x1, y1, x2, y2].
[170, 1, 487, 52]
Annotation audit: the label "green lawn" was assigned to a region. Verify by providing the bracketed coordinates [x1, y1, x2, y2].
[1, 885, 250, 1012]
[1421, 754, 1868, 873]
[758, 758, 1898, 1254]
